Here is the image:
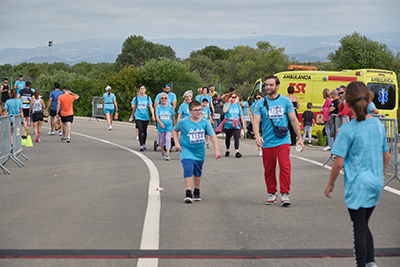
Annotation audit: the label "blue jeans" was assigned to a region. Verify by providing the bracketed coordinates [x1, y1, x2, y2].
[325, 122, 331, 147]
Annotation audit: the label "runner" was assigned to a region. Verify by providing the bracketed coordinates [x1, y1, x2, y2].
[172, 100, 221, 203]
[155, 92, 176, 161]
[130, 85, 155, 151]
[177, 90, 192, 122]
[3, 90, 24, 146]
[198, 87, 215, 115]
[56, 86, 79, 143]
[154, 84, 177, 110]
[1, 78, 10, 116]
[325, 81, 390, 267]
[18, 81, 34, 133]
[46, 82, 63, 136]
[14, 75, 25, 95]
[253, 75, 304, 206]
[102, 86, 118, 131]
[29, 90, 45, 143]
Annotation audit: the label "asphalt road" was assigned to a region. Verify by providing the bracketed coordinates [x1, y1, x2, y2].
[0, 117, 399, 267]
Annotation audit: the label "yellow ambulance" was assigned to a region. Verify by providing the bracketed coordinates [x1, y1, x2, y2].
[249, 66, 398, 134]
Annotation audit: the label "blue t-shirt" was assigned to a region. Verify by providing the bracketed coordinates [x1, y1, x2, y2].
[178, 102, 191, 119]
[242, 101, 250, 116]
[331, 117, 389, 210]
[173, 117, 215, 161]
[367, 102, 377, 114]
[132, 95, 153, 121]
[4, 98, 23, 123]
[250, 100, 259, 113]
[223, 102, 243, 129]
[49, 90, 63, 111]
[195, 94, 202, 102]
[253, 95, 294, 148]
[103, 92, 116, 110]
[14, 81, 25, 95]
[155, 92, 177, 107]
[156, 104, 175, 132]
[199, 94, 213, 108]
[202, 106, 211, 120]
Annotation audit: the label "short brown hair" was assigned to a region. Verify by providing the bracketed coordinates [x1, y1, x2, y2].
[189, 100, 201, 110]
[265, 75, 280, 85]
[307, 102, 313, 109]
[287, 86, 295, 94]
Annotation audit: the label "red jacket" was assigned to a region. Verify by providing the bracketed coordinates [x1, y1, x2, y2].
[338, 101, 353, 120]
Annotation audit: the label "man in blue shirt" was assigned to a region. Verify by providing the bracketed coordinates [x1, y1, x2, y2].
[46, 82, 64, 135]
[253, 75, 304, 206]
[154, 84, 177, 111]
[14, 75, 25, 95]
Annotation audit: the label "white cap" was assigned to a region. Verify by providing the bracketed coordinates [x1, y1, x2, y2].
[105, 86, 111, 91]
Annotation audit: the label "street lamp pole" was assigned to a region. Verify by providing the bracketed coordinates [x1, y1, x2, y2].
[48, 41, 53, 64]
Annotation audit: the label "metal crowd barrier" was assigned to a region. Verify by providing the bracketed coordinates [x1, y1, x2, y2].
[379, 117, 400, 187]
[0, 115, 11, 174]
[89, 97, 106, 121]
[11, 114, 28, 167]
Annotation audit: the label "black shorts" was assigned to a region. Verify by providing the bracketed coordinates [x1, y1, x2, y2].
[1, 94, 9, 103]
[50, 110, 60, 117]
[61, 115, 74, 123]
[32, 113, 43, 122]
[22, 109, 30, 118]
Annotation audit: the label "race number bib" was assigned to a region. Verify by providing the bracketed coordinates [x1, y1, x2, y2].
[160, 113, 170, 121]
[202, 112, 208, 119]
[213, 113, 220, 119]
[138, 103, 146, 110]
[188, 130, 205, 144]
[268, 106, 284, 119]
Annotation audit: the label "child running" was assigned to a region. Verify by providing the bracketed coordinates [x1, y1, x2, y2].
[325, 81, 390, 267]
[172, 100, 221, 203]
[155, 92, 175, 161]
[201, 98, 214, 149]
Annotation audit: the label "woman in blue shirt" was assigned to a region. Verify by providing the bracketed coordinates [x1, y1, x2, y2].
[325, 81, 390, 267]
[130, 85, 155, 151]
[3, 90, 24, 145]
[177, 90, 192, 122]
[102, 86, 118, 131]
[222, 94, 245, 158]
[199, 87, 214, 115]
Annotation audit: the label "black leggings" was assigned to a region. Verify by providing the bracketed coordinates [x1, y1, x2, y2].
[225, 128, 240, 150]
[348, 207, 375, 267]
[136, 120, 149, 146]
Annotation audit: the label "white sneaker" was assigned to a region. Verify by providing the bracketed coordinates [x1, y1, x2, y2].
[48, 131, 55, 135]
[165, 155, 170, 161]
[281, 193, 291, 206]
[217, 133, 223, 137]
[161, 152, 166, 160]
[58, 131, 63, 136]
[136, 136, 139, 140]
[258, 150, 263, 157]
[108, 126, 112, 131]
[366, 262, 378, 267]
[308, 144, 312, 146]
[323, 146, 331, 151]
[206, 143, 210, 149]
[266, 193, 277, 205]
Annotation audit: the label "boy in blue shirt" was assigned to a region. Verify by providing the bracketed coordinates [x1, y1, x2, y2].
[201, 98, 214, 148]
[173, 101, 221, 203]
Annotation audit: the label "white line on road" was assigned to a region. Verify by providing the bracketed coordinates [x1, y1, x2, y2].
[57, 129, 160, 267]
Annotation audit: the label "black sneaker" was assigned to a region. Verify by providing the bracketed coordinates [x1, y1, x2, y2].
[184, 190, 193, 203]
[225, 151, 230, 157]
[235, 152, 242, 158]
[193, 189, 201, 202]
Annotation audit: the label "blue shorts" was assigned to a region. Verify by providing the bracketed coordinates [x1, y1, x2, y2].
[104, 108, 114, 114]
[181, 159, 204, 178]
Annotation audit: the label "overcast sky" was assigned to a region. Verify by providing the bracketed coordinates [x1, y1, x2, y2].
[1, 0, 399, 50]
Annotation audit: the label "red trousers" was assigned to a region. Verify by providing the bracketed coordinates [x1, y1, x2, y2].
[262, 144, 291, 194]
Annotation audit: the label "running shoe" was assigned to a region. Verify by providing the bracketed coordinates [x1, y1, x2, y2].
[206, 143, 210, 149]
[66, 137, 71, 143]
[184, 190, 193, 203]
[308, 144, 312, 146]
[108, 126, 112, 131]
[193, 189, 201, 202]
[161, 152, 166, 160]
[140, 146, 144, 151]
[61, 137, 67, 142]
[35, 134, 39, 143]
[323, 146, 331, 151]
[59, 131, 63, 136]
[235, 152, 242, 158]
[225, 151, 230, 157]
[136, 136, 139, 140]
[48, 131, 55, 135]
[258, 150, 263, 157]
[281, 193, 291, 207]
[365, 262, 378, 267]
[266, 193, 277, 205]
[37, 137, 41, 143]
[143, 145, 146, 150]
[165, 155, 170, 161]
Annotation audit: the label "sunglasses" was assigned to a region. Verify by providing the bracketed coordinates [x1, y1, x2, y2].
[231, 97, 237, 99]
[256, 97, 262, 100]
[160, 97, 168, 99]
[191, 109, 202, 113]
[165, 84, 171, 87]
[338, 92, 344, 95]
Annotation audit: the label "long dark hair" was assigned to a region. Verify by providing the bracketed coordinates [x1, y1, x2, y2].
[345, 81, 370, 122]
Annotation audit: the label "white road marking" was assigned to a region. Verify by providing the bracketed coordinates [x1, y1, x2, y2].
[46, 125, 161, 267]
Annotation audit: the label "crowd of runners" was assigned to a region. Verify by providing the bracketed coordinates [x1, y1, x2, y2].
[0, 75, 389, 267]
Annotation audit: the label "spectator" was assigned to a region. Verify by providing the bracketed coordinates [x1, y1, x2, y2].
[321, 88, 332, 151]
[1, 78, 10, 115]
[209, 84, 217, 96]
[102, 86, 118, 131]
[253, 75, 304, 206]
[250, 92, 263, 157]
[177, 90, 192, 122]
[212, 93, 223, 131]
[338, 86, 353, 119]
[286, 86, 300, 146]
[302, 102, 315, 146]
[325, 81, 390, 267]
[367, 92, 379, 115]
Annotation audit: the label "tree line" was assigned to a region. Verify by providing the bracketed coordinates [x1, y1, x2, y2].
[1, 32, 399, 120]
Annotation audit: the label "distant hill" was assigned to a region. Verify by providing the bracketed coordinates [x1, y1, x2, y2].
[1, 32, 399, 65]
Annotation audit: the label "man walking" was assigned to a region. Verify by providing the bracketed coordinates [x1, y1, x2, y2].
[154, 84, 177, 110]
[14, 75, 25, 95]
[47, 82, 63, 136]
[56, 86, 79, 143]
[18, 81, 34, 132]
[253, 75, 304, 206]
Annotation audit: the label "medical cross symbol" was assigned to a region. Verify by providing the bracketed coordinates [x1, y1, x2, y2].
[378, 88, 388, 105]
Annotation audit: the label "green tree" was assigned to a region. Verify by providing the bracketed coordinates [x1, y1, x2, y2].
[328, 32, 399, 70]
[189, 45, 231, 61]
[116, 35, 176, 69]
[183, 55, 215, 83]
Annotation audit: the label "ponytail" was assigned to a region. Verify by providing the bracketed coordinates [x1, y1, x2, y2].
[345, 81, 370, 121]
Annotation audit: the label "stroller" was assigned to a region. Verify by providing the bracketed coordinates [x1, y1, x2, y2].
[153, 138, 175, 151]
